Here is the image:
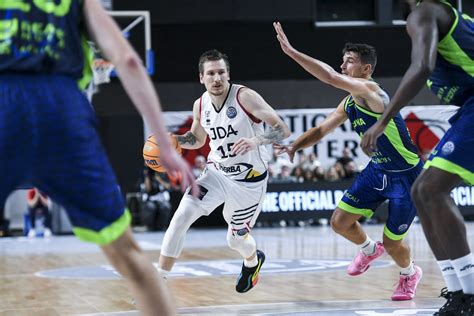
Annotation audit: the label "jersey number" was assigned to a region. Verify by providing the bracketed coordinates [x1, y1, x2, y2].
[217, 143, 236, 159]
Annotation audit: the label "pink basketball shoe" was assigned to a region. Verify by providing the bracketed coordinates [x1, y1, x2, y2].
[347, 241, 385, 276]
[391, 265, 423, 301]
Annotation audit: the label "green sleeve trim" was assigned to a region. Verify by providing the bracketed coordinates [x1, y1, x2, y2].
[73, 209, 131, 245]
[337, 201, 374, 218]
[424, 157, 474, 185]
[383, 225, 408, 241]
[354, 104, 419, 166]
[438, 11, 474, 78]
[78, 33, 94, 90]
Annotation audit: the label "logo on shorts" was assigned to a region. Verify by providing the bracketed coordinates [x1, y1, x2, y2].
[442, 141, 455, 155]
[398, 224, 408, 232]
[226, 106, 237, 119]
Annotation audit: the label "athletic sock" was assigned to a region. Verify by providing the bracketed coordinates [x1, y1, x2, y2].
[437, 259, 462, 292]
[400, 260, 416, 276]
[451, 253, 474, 294]
[244, 254, 258, 268]
[360, 236, 376, 256]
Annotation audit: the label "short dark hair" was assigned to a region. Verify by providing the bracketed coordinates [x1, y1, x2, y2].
[342, 43, 377, 72]
[198, 49, 230, 74]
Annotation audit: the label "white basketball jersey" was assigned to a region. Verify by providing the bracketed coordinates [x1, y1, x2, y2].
[200, 84, 269, 183]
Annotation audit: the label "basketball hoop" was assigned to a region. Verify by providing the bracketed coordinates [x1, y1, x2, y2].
[92, 59, 115, 85]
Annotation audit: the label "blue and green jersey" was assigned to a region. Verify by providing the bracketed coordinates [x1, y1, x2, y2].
[344, 94, 420, 171]
[0, 0, 93, 89]
[427, 1, 474, 106]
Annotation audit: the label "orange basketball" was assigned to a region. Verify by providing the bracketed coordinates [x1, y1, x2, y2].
[143, 134, 182, 172]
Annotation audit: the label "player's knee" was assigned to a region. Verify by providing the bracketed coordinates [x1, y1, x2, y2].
[330, 213, 349, 234]
[227, 231, 244, 249]
[102, 233, 147, 282]
[168, 206, 194, 233]
[411, 177, 432, 205]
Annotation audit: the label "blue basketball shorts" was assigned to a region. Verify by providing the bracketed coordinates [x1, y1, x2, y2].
[337, 161, 423, 240]
[0, 74, 128, 245]
[424, 96, 474, 185]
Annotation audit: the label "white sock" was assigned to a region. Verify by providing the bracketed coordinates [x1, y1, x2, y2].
[437, 259, 462, 292]
[451, 253, 474, 294]
[244, 254, 258, 268]
[157, 268, 169, 280]
[360, 236, 376, 256]
[400, 260, 416, 276]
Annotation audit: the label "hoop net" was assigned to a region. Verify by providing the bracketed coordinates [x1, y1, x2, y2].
[92, 59, 115, 85]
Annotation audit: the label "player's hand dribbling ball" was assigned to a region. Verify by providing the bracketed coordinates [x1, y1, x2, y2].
[143, 134, 182, 172]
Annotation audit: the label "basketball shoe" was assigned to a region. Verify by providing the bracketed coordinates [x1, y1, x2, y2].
[433, 288, 465, 315]
[391, 265, 423, 300]
[236, 250, 265, 293]
[347, 241, 384, 276]
[460, 293, 474, 315]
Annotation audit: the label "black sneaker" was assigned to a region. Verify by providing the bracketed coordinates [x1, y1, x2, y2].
[434, 287, 464, 315]
[460, 293, 474, 315]
[235, 250, 265, 293]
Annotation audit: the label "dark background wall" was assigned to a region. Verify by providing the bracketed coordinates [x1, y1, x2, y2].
[94, 0, 473, 194]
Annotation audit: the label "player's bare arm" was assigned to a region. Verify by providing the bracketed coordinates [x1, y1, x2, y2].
[361, 5, 438, 155]
[275, 98, 348, 162]
[176, 99, 208, 150]
[273, 21, 374, 97]
[231, 88, 290, 155]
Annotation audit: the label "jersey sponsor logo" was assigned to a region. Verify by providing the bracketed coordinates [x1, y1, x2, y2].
[36, 258, 394, 280]
[441, 141, 455, 155]
[218, 162, 252, 175]
[226, 106, 237, 119]
[209, 125, 238, 140]
[344, 192, 360, 203]
[352, 118, 366, 129]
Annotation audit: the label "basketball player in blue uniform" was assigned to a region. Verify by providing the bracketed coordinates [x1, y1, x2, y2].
[0, 1, 197, 315]
[362, 1, 474, 314]
[273, 22, 423, 300]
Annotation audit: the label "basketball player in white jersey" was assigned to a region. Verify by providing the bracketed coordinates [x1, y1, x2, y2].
[158, 49, 290, 293]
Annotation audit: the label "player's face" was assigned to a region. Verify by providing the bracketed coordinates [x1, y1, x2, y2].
[340, 52, 368, 78]
[199, 59, 230, 96]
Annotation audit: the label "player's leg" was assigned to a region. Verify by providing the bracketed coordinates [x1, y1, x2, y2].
[382, 206, 421, 301]
[332, 164, 385, 276]
[33, 78, 175, 316]
[159, 167, 225, 275]
[222, 179, 267, 293]
[330, 208, 366, 244]
[102, 228, 175, 316]
[412, 106, 474, 314]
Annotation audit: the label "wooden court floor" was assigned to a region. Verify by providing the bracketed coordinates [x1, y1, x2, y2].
[0, 222, 473, 315]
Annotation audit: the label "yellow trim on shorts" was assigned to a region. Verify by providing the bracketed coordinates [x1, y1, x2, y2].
[73, 209, 131, 245]
[337, 201, 374, 218]
[383, 225, 408, 241]
[424, 157, 474, 185]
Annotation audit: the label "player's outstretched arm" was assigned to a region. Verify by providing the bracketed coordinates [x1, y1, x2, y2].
[361, 5, 438, 156]
[231, 88, 290, 156]
[82, 0, 197, 195]
[273, 21, 369, 95]
[280, 98, 348, 162]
